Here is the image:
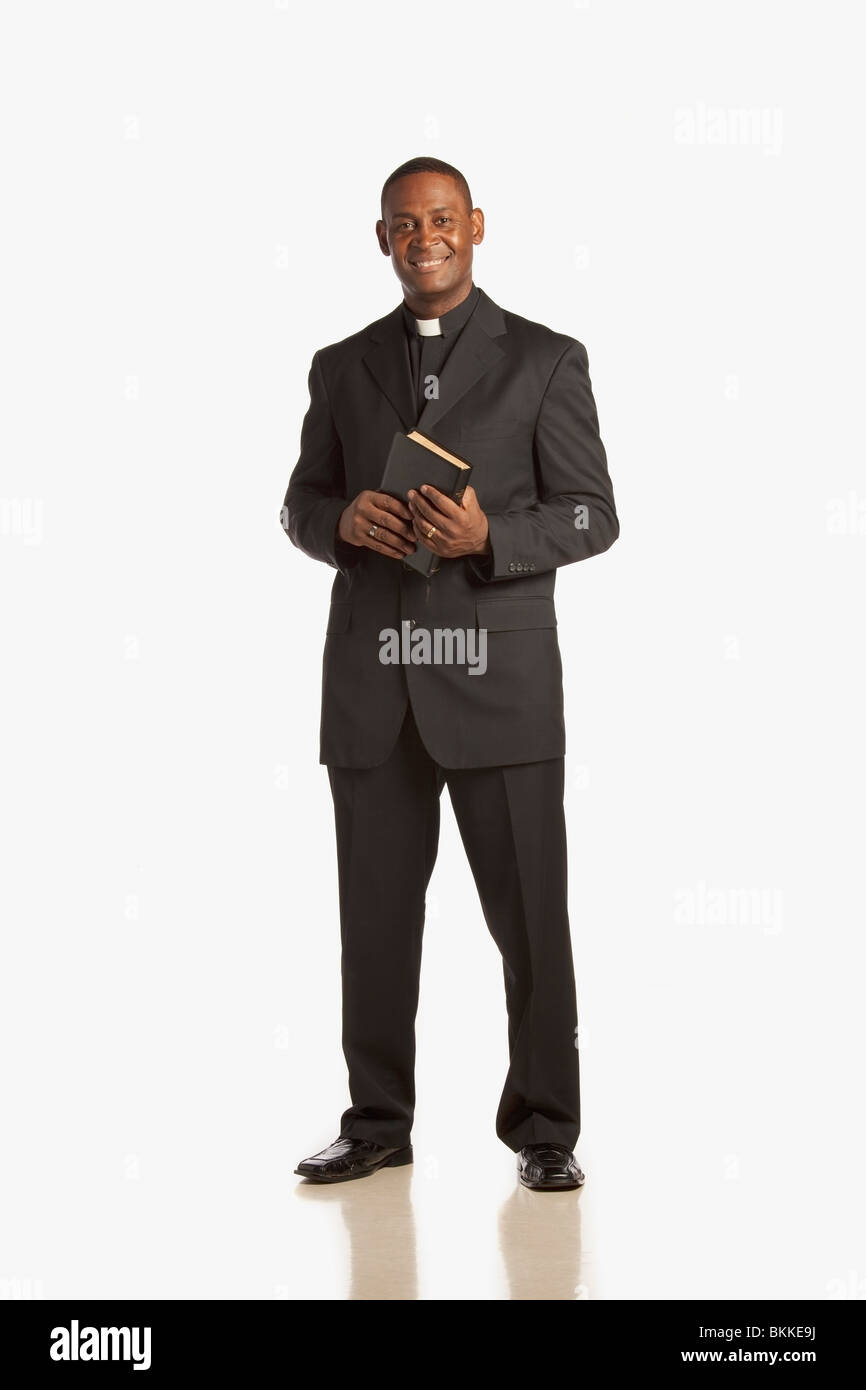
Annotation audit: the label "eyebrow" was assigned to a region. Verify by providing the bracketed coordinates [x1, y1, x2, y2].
[390, 206, 457, 219]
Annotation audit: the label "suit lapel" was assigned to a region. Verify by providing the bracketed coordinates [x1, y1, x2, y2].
[416, 292, 507, 436]
[362, 288, 507, 437]
[361, 306, 416, 431]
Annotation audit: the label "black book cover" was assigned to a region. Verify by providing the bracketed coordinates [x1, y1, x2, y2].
[379, 430, 473, 577]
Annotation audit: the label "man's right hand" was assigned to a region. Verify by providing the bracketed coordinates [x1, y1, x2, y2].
[338, 491, 416, 559]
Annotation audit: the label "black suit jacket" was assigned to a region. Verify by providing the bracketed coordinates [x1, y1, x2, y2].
[282, 287, 619, 769]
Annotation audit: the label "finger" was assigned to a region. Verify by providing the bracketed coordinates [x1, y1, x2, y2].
[366, 529, 416, 556]
[365, 533, 413, 559]
[408, 487, 450, 521]
[357, 512, 414, 549]
[407, 490, 454, 536]
[368, 505, 414, 539]
[360, 519, 413, 547]
[417, 484, 465, 519]
[371, 491, 413, 523]
[412, 518, 445, 551]
[411, 515, 451, 549]
[364, 525, 414, 554]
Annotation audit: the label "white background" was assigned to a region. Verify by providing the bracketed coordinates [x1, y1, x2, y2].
[1, 0, 864, 1300]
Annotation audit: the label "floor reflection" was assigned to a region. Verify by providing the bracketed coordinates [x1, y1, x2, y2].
[295, 1167, 418, 1300]
[498, 1186, 586, 1300]
[295, 1166, 588, 1300]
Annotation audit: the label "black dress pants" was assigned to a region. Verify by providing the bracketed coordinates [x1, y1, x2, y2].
[327, 702, 580, 1153]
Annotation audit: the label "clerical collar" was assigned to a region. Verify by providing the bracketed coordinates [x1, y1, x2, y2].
[401, 283, 480, 339]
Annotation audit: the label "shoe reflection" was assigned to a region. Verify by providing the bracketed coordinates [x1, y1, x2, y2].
[498, 1185, 586, 1300]
[296, 1167, 417, 1300]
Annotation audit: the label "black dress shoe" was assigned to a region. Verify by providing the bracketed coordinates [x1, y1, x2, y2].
[294, 1136, 413, 1183]
[517, 1143, 585, 1191]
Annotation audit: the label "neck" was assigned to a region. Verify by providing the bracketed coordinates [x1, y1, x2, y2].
[403, 278, 473, 320]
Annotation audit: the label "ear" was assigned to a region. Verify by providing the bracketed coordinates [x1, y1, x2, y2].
[470, 207, 485, 245]
[375, 220, 391, 256]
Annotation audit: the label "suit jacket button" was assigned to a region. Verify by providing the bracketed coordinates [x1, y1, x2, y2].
[508, 562, 515, 572]
[529, 563, 536, 572]
[516, 563, 523, 572]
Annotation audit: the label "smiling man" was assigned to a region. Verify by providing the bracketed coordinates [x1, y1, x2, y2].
[282, 156, 619, 1191]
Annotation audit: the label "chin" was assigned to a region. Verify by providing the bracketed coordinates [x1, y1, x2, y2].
[406, 270, 458, 293]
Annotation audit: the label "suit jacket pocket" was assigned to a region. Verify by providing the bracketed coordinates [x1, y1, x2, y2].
[326, 603, 352, 634]
[475, 596, 557, 631]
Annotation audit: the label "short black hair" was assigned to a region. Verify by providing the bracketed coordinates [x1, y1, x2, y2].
[380, 157, 473, 218]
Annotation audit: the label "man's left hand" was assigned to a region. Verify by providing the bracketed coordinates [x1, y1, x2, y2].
[408, 484, 491, 559]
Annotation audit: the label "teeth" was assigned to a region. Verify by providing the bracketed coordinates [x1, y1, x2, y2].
[413, 256, 448, 266]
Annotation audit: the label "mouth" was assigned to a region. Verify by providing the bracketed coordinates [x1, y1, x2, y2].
[408, 253, 452, 273]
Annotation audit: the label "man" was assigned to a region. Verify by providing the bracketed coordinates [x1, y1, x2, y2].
[281, 157, 618, 1190]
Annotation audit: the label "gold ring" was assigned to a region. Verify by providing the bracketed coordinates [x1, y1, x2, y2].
[368, 525, 377, 539]
[426, 524, 436, 540]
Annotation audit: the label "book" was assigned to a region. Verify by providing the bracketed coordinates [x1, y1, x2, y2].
[379, 430, 473, 577]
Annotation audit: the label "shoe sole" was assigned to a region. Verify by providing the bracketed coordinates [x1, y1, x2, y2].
[294, 1144, 413, 1183]
[518, 1172, 585, 1192]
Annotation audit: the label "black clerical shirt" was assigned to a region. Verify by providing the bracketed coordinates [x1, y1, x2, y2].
[400, 283, 480, 420]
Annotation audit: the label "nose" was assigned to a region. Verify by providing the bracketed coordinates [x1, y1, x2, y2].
[410, 223, 441, 251]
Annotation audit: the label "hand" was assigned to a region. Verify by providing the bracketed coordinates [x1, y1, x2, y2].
[338, 490, 416, 559]
[408, 484, 490, 560]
